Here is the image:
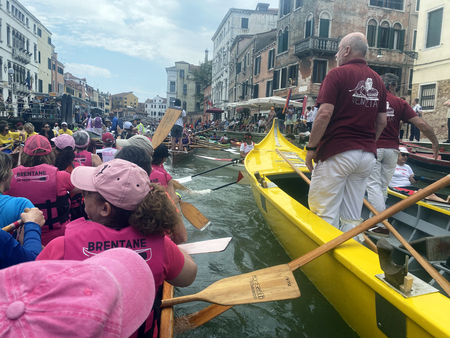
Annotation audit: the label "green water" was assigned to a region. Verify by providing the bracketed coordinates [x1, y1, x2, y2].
[165, 149, 359, 338]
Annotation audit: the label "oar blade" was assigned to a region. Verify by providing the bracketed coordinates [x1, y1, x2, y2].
[178, 237, 232, 255]
[237, 171, 250, 185]
[177, 176, 192, 184]
[172, 180, 188, 191]
[180, 201, 211, 231]
[197, 264, 300, 306]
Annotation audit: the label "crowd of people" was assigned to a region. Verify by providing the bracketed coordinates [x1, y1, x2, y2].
[0, 111, 198, 336]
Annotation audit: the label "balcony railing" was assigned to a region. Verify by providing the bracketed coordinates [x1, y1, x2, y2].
[294, 37, 340, 58]
[12, 48, 32, 64]
[15, 84, 30, 95]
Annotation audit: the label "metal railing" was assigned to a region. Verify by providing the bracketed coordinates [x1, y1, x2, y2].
[12, 48, 31, 64]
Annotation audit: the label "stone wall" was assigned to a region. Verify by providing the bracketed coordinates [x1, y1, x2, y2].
[412, 79, 450, 140]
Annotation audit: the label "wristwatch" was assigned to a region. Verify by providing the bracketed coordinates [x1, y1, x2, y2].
[305, 146, 317, 151]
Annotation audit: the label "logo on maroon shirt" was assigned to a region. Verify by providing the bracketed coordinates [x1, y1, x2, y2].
[349, 78, 379, 107]
[386, 101, 395, 121]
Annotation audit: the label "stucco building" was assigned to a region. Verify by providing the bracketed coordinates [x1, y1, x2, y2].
[272, 0, 418, 107]
[36, 23, 52, 94]
[211, 3, 278, 111]
[111, 91, 138, 110]
[411, 0, 449, 139]
[51, 52, 64, 95]
[145, 95, 167, 118]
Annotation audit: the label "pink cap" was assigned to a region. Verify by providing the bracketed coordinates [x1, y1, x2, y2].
[0, 248, 155, 338]
[23, 135, 52, 156]
[52, 134, 76, 150]
[71, 159, 151, 210]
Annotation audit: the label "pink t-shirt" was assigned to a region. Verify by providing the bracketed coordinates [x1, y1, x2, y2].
[376, 92, 417, 149]
[56, 170, 75, 196]
[36, 234, 184, 281]
[316, 59, 387, 162]
[149, 164, 172, 187]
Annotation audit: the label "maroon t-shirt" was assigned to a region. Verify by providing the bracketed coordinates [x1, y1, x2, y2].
[316, 59, 387, 162]
[376, 92, 418, 149]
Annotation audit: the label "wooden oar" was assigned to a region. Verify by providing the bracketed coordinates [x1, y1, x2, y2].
[173, 171, 450, 329]
[152, 107, 183, 148]
[162, 264, 300, 307]
[179, 201, 210, 231]
[177, 161, 239, 184]
[2, 208, 31, 232]
[178, 237, 232, 255]
[173, 180, 189, 191]
[276, 149, 378, 251]
[211, 171, 249, 191]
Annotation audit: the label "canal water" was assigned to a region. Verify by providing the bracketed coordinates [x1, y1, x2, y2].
[165, 148, 359, 338]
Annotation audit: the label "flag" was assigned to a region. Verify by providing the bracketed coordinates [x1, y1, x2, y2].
[282, 89, 292, 114]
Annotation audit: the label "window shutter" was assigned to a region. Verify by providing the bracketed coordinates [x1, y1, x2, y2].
[377, 26, 382, 47]
[367, 25, 376, 47]
[399, 29, 405, 51]
[283, 30, 289, 52]
[319, 19, 329, 38]
[305, 21, 311, 38]
[388, 28, 395, 49]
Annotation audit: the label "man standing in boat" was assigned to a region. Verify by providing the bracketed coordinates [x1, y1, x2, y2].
[305, 32, 387, 238]
[171, 99, 187, 151]
[366, 73, 439, 236]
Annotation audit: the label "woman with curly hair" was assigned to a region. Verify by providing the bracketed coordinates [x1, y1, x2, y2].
[37, 159, 197, 337]
[6, 135, 80, 245]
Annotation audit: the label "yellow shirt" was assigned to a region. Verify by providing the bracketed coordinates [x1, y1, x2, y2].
[59, 129, 73, 136]
[0, 132, 21, 148]
[25, 132, 38, 140]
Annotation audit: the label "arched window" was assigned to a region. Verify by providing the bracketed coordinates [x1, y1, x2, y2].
[367, 19, 378, 47]
[278, 30, 284, 53]
[319, 12, 331, 38]
[278, 28, 289, 53]
[183, 84, 187, 95]
[378, 21, 390, 49]
[392, 23, 404, 50]
[305, 14, 314, 38]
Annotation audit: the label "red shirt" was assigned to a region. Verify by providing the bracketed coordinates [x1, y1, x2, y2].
[316, 59, 387, 162]
[376, 92, 417, 149]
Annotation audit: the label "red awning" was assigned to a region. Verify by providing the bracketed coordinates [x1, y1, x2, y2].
[206, 107, 224, 113]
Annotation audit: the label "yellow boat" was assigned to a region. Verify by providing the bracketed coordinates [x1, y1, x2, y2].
[244, 120, 450, 338]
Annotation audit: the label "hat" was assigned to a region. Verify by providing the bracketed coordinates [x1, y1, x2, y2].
[15, 122, 23, 127]
[71, 159, 151, 210]
[123, 121, 133, 129]
[0, 248, 155, 338]
[61, 122, 68, 126]
[116, 135, 153, 156]
[23, 135, 52, 156]
[271, 107, 275, 110]
[73, 130, 90, 148]
[52, 134, 75, 150]
[153, 144, 170, 159]
[399, 146, 409, 154]
[102, 132, 114, 143]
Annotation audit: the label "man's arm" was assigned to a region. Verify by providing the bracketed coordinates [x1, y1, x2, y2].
[305, 103, 334, 172]
[409, 116, 439, 159]
[374, 112, 387, 142]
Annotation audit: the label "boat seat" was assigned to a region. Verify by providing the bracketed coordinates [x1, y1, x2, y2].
[414, 220, 449, 238]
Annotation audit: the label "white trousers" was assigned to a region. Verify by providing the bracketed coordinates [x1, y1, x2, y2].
[309, 150, 376, 232]
[366, 148, 399, 227]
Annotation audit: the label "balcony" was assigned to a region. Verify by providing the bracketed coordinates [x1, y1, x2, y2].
[12, 48, 32, 64]
[294, 37, 340, 58]
[15, 84, 30, 95]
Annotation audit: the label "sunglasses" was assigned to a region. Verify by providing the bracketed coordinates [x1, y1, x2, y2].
[401, 153, 409, 157]
[44, 126, 50, 128]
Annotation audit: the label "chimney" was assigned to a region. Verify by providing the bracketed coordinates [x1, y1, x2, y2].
[205, 49, 209, 63]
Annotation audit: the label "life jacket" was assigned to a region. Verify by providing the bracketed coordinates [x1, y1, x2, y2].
[149, 164, 169, 187]
[74, 149, 92, 166]
[9, 164, 70, 233]
[64, 218, 165, 337]
[94, 116, 102, 128]
[137, 123, 146, 133]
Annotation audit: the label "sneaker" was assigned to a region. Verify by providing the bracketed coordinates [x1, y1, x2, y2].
[366, 226, 390, 237]
[443, 140, 450, 144]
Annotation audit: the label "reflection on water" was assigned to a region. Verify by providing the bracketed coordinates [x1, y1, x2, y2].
[166, 150, 358, 337]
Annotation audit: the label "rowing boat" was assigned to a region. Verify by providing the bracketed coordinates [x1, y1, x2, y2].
[401, 141, 450, 174]
[170, 148, 196, 165]
[245, 121, 450, 337]
[194, 154, 244, 171]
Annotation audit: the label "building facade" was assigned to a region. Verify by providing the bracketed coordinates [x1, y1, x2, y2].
[98, 91, 111, 114]
[145, 95, 167, 117]
[211, 3, 278, 111]
[51, 52, 64, 95]
[272, 0, 418, 107]
[165, 61, 201, 116]
[0, 0, 43, 111]
[111, 91, 138, 110]
[36, 23, 52, 94]
[411, 0, 449, 139]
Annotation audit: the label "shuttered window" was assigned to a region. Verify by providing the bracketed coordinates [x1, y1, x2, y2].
[420, 84, 436, 110]
[426, 8, 443, 49]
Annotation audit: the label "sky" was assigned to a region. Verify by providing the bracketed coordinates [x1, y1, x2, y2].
[21, 0, 279, 102]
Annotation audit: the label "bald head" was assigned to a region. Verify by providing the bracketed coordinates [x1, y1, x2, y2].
[336, 32, 368, 66]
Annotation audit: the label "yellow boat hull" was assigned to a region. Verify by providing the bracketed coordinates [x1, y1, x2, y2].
[245, 123, 450, 338]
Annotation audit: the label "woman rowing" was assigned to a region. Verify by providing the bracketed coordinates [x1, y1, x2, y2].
[240, 132, 255, 158]
[37, 159, 197, 337]
[6, 135, 81, 245]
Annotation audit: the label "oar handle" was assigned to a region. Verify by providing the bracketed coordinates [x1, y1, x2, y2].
[2, 208, 31, 233]
[288, 174, 450, 271]
[161, 294, 202, 308]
